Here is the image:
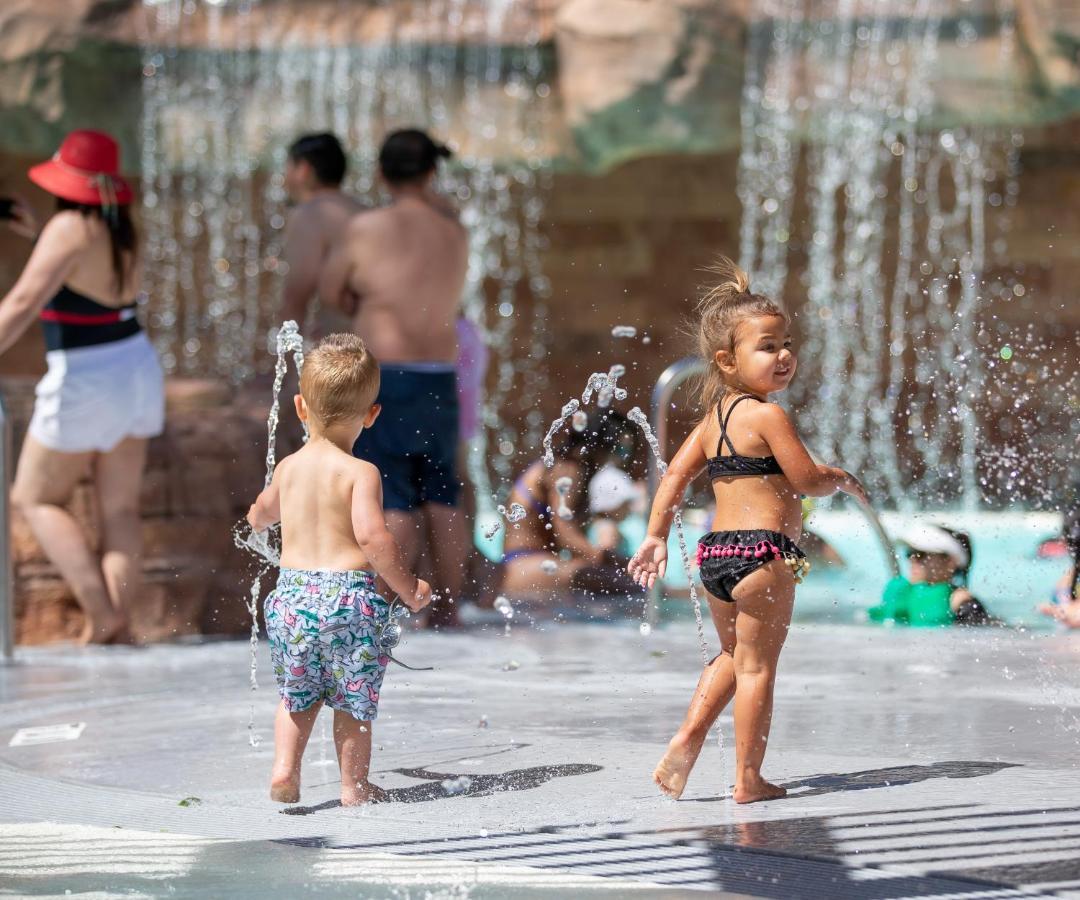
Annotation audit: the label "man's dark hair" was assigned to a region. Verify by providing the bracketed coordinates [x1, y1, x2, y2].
[379, 129, 452, 185]
[288, 132, 347, 186]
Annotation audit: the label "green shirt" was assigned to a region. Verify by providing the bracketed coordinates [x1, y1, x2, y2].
[868, 577, 954, 627]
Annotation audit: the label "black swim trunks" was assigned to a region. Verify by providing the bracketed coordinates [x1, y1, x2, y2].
[696, 529, 809, 601]
[352, 365, 460, 512]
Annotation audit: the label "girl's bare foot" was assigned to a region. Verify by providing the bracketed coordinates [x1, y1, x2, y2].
[733, 775, 786, 804]
[78, 613, 129, 646]
[341, 781, 387, 807]
[652, 733, 704, 799]
[270, 775, 300, 803]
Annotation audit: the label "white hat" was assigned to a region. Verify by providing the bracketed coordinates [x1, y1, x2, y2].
[896, 523, 969, 568]
[588, 464, 638, 515]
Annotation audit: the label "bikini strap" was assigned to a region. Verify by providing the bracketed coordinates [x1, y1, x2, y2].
[716, 395, 754, 457]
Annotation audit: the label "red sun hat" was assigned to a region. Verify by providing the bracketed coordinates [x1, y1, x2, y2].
[28, 130, 133, 207]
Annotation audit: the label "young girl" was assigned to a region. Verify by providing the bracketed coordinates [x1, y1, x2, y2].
[628, 258, 867, 804]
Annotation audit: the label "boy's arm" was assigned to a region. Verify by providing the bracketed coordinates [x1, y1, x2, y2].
[755, 404, 867, 501]
[350, 463, 419, 600]
[247, 464, 283, 531]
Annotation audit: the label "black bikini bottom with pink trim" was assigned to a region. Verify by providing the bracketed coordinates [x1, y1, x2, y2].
[696, 529, 809, 602]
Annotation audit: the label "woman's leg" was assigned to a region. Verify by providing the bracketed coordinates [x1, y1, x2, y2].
[11, 436, 121, 643]
[270, 701, 321, 803]
[93, 438, 149, 635]
[653, 593, 738, 798]
[730, 560, 795, 804]
[499, 552, 585, 601]
[334, 711, 386, 806]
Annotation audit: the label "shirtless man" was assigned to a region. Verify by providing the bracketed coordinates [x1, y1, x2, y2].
[319, 129, 468, 625]
[281, 133, 364, 333]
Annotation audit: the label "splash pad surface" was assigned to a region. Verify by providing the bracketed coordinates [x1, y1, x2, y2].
[2, 622, 1079, 898]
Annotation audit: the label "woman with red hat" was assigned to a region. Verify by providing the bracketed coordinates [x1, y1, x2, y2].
[0, 130, 164, 644]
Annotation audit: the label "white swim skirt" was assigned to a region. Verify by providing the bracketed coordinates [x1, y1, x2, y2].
[28, 332, 165, 453]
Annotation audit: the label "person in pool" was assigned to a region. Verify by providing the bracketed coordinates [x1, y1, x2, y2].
[868, 523, 993, 626]
[1038, 485, 1080, 628]
[0, 130, 165, 644]
[628, 257, 868, 804]
[588, 462, 642, 559]
[499, 409, 639, 602]
[247, 334, 432, 806]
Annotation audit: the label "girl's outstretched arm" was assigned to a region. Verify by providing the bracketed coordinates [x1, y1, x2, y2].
[755, 405, 868, 502]
[629, 423, 707, 588]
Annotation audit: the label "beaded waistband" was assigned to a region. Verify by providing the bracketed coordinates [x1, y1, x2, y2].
[696, 539, 811, 583]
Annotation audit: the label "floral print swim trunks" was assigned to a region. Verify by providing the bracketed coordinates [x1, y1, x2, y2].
[265, 568, 391, 721]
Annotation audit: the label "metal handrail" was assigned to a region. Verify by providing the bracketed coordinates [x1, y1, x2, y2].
[645, 356, 900, 622]
[0, 392, 13, 662]
[647, 357, 707, 621]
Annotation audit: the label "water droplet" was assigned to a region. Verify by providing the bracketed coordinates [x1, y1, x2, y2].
[441, 775, 473, 796]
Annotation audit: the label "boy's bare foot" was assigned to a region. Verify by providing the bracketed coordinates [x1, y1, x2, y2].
[652, 733, 704, 799]
[733, 776, 787, 804]
[270, 776, 300, 804]
[341, 782, 387, 806]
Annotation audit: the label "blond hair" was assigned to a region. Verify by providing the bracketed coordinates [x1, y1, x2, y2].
[696, 256, 787, 412]
[299, 333, 380, 425]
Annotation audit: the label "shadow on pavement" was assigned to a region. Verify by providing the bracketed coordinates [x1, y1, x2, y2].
[684, 760, 1020, 803]
[282, 762, 602, 815]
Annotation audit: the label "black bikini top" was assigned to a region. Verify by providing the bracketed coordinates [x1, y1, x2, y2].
[707, 395, 785, 480]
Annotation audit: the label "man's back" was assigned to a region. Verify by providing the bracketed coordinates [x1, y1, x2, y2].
[339, 196, 467, 363]
[283, 191, 365, 329]
[302, 192, 365, 252]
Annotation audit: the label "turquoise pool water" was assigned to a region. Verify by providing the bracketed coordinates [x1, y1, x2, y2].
[476, 509, 1068, 629]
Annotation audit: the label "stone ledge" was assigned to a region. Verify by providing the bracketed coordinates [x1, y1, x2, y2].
[4, 376, 271, 645]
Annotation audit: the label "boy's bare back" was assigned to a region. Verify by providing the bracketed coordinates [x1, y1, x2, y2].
[275, 441, 382, 573]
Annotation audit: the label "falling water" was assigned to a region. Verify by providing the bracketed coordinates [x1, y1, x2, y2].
[537, 370, 711, 662]
[554, 476, 574, 520]
[737, 1, 1023, 508]
[627, 408, 710, 665]
[244, 571, 263, 747]
[542, 400, 581, 468]
[233, 319, 308, 745]
[139, 0, 554, 501]
[265, 320, 307, 483]
[493, 595, 515, 637]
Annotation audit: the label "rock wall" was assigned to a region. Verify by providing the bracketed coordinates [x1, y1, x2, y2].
[1, 1, 1079, 167]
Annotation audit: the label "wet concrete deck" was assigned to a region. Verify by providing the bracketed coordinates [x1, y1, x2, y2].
[2, 619, 1079, 898]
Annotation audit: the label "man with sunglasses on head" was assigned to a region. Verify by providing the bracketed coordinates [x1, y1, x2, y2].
[868, 523, 993, 626]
